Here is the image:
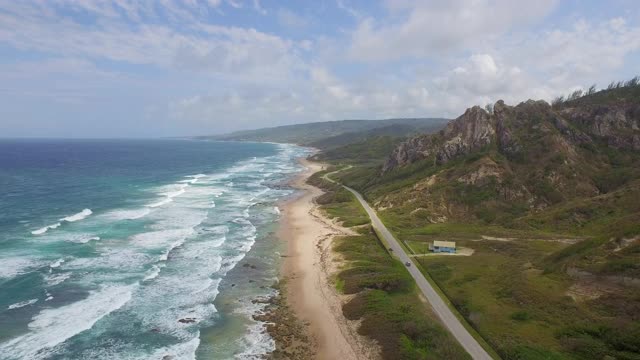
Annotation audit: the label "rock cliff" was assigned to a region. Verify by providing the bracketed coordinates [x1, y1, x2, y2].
[384, 98, 640, 172]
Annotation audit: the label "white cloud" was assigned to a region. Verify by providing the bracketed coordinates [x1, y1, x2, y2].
[277, 8, 308, 29]
[508, 18, 640, 83]
[1, 0, 639, 137]
[348, 0, 557, 61]
[336, 0, 363, 19]
[171, 11, 640, 129]
[431, 54, 535, 112]
[226, 0, 242, 9]
[253, 0, 266, 15]
[0, 2, 306, 81]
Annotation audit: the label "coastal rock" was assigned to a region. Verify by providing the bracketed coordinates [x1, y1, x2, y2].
[383, 105, 494, 171]
[254, 285, 315, 360]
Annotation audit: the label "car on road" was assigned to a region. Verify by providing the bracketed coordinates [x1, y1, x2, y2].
[404, 261, 411, 267]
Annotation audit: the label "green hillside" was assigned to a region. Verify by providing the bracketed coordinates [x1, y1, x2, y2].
[310, 136, 403, 165]
[200, 118, 448, 147]
[319, 82, 640, 360]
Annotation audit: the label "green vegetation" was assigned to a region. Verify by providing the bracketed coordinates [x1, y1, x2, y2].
[311, 135, 403, 165]
[308, 122, 446, 150]
[409, 235, 640, 360]
[202, 117, 447, 146]
[309, 82, 640, 360]
[552, 75, 640, 108]
[309, 170, 470, 359]
[331, 146, 640, 359]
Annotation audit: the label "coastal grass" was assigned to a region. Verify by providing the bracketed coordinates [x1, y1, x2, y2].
[308, 170, 470, 360]
[411, 235, 640, 360]
[335, 230, 470, 360]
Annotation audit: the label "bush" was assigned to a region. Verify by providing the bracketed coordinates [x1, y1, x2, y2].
[510, 310, 531, 322]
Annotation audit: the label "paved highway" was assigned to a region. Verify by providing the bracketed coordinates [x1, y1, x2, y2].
[322, 169, 493, 359]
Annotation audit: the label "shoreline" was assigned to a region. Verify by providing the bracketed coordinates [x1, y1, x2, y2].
[273, 158, 378, 360]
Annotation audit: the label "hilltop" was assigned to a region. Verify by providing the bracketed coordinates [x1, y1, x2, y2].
[200, 118, 448, 148]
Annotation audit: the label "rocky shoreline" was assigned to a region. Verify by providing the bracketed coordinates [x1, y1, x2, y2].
[253, 281, 316, 360]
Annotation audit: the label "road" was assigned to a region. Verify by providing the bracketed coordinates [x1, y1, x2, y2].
[322, 170, 493, 360]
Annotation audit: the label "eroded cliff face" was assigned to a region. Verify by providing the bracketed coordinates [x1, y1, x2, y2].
[382, 106, 494, 171]
[384, 99, 640, 172]
[559, 104, 640, 150]
[373, 97, 640, 222]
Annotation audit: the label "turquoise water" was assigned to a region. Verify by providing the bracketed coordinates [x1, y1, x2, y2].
[0, 139, 307, 359]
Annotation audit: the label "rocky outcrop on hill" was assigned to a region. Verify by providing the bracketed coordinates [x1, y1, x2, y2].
[383, 98, 640, 172]
[559, 104, 640, 150]
[382, 106, 493, 171]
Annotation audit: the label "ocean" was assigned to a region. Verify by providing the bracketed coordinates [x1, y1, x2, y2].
[0, 139, 308, 359]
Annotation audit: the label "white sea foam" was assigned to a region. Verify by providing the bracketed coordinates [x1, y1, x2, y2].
[235, 295, 276, 359]
[31, 222, 61, 235]
[72, 236, 100, 244]
[273, 206, 281, 215]
[31, 209, 92, 235]
[165, 187, 187, 198]
[129, 263, 221, 340]
[147, 183, 191, 208]
[44, 272, 71, 286]
[179, 174, 206, 185]
[0, 257, 40, 279]
[147, 197, 173, 208]
[49, 259, 64, 268]
[0, 284, 134, 359]
[143, 265, 163, 281]
[147, 335, 200, 360]
[62, 249, 155, 283]
[60, 208, 93, 222]
[8, 298, 39, 310]
[131, 228, 195, 249]
[159, 243, 179, 261]
[103, 208, 151, 220]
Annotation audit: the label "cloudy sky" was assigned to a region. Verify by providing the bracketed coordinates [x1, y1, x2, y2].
[1, 0, 639, 137]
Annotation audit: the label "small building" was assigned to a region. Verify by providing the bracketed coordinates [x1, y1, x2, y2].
[430, 240, 456, 253]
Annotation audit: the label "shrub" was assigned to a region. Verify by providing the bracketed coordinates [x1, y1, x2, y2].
[510, 310, 531, 322]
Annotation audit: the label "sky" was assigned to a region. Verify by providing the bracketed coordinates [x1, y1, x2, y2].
[0, 0, 639, 138]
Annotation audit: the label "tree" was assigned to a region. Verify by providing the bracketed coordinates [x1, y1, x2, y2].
[587, 84, 597, 95]
[551, 96, 565, 107]
[568, 89, 583, 101]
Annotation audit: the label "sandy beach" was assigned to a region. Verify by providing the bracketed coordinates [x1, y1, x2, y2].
[277, 159, 378, 360]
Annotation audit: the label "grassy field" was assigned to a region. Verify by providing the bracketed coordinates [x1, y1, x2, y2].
[308, 169, 471, 360]
[316, 160, 640, 360]
[405, 233, 640, 360]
